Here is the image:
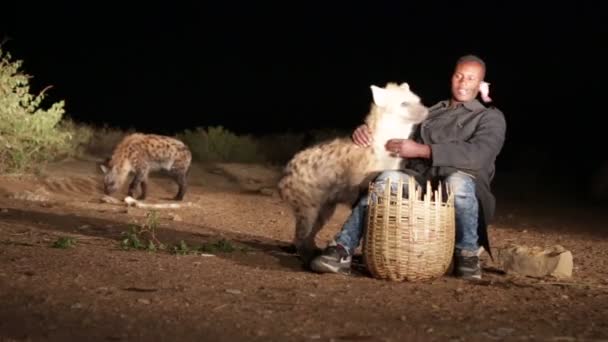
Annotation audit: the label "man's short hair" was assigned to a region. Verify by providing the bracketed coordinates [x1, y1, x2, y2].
[456, 54, 486, 79]
[456, 54, 486, 71]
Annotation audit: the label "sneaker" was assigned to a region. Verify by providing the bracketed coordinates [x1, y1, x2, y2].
[310, 244, 352, 274]
[454, 248, 483, 280]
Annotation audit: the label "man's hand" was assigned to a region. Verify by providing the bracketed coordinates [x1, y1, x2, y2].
[352, 124, 372, 147]
[385, 139, 431, 159]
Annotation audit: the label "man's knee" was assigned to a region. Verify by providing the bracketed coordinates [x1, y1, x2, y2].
[370, 170, 417, 199]
[375, 170, 411, 183]
[446, 171, 476, 196]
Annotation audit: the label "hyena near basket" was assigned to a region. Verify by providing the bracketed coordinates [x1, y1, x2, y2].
[99, 133, 192, 201]
[277, 82, 430, 264]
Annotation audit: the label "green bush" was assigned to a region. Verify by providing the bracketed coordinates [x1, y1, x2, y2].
[56, 118, 95, 157]
[255, 131, 307, 165]
[312, 128, 349, 145]
[83, 124, 133, 157]
[178, 125, 265, 163]
[0, 47, 83, 173]
[176, 125, 351, 166]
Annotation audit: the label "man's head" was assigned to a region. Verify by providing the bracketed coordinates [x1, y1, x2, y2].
[451, 54, 486, 103]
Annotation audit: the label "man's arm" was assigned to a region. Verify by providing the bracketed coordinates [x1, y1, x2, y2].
[385, 139, 431, 158]
[429, 110, 507, 172]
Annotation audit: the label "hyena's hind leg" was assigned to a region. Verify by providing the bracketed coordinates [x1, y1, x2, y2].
[293, 207, 318, 265]
[169, 160, 190, 201]
[307, 202, 336, 256]
[294, 202, 337, 266]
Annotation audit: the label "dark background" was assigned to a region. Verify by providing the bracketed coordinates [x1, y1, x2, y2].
[1, 2, 607, 200]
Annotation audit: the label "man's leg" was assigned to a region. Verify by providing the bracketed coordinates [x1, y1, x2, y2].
[310, 170, 413, 274]
[445, 171, 482, 280]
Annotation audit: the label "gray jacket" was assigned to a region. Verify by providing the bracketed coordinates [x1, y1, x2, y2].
[407, 99, 507, 256]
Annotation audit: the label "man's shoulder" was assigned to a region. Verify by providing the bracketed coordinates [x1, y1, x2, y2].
[481, 105, 505, 118]
[478, 105, 507, 130]
[428, 100, 449, 111]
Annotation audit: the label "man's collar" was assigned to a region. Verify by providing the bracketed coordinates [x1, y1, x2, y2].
[462, 99, 486, 111]
[434, 99, 486, 111]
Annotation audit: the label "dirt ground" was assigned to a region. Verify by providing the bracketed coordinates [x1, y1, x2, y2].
[0, 156, 607, 342]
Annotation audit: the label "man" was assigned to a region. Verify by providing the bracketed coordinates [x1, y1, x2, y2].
[310, 54, 507, 280]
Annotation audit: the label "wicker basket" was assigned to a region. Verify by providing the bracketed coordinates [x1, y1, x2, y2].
[363, 176, 455, 281]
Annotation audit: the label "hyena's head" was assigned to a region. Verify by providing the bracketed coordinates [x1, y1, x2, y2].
[370, 82, 429, 124]
[99, 157, 128, 195]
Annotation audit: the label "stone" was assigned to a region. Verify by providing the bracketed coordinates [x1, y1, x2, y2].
[496, 244, 573, 279]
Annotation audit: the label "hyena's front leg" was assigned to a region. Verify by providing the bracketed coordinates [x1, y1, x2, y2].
[169, 163, 188, 200]
[128, 170, 148, 200]
[172, 171, 187, 201]
[139, 180, 148, 200]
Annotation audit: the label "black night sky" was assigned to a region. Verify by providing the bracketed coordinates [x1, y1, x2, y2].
[2, 2, 607, 199]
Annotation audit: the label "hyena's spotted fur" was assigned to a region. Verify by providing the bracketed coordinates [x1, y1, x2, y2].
[277, 82, 429, 263]
[99, 133, 192, 201]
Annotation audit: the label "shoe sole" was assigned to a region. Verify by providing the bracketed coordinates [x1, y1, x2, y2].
[459, 274, 482, 280]
[310, 259, 350, 274]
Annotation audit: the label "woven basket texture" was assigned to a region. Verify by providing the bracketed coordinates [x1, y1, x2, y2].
[363, 176, 455, 281]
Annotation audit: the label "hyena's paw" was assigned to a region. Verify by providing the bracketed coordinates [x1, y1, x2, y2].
[296, 245, 323, 269]
[280, 244, 298, 254]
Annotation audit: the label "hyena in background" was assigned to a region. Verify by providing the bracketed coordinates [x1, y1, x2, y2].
[277, 82, 429, 263]
[99, 133, 192, 201]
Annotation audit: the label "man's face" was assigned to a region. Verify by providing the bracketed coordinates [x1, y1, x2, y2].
[451, 61, 485, 103]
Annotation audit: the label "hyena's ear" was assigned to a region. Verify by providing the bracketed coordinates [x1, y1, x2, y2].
[370, 85, 387, 107]
[98, 157, 111, 174]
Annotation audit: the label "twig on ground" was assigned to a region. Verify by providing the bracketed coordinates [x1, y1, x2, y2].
[100, 195, 196, 209]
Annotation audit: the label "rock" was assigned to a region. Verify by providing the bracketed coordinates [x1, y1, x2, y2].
[259, 188, 275, 196]
[100, 195, 122, 204]
[496, 244, 573, 279]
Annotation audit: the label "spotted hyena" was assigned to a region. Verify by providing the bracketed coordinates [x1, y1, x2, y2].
[277, 82, 429, 262]
[99, 133, 192, 201]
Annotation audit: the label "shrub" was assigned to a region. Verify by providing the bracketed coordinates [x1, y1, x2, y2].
[82, 124, 133, 157]
[56, 118, 95, 157]
[255, 131, 307, 165]
[176, 126, 351, 166]
[178, 125, 265, 163]
[0, 46, 82, 173]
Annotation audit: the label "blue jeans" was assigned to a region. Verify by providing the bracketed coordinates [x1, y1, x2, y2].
[333, 170, 479, 254]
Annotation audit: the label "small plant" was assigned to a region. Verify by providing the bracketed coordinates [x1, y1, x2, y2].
[199, 238, 250, 253]
[171, 240, 197, 255]
[51, 236, 76, 249]
[120, 211, 166, 252]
